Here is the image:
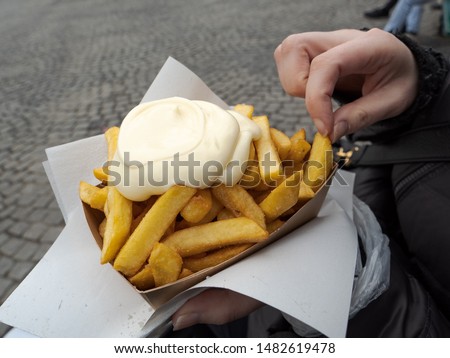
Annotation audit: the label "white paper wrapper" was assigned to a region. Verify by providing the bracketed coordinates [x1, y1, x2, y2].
[0, 57, 358, 338]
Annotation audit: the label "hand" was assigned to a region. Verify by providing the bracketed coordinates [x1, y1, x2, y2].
[274, 28, 419, 141]
[172, 288, 263, 331]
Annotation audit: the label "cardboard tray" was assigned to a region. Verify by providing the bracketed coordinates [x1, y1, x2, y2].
[83, 164, 338, 309]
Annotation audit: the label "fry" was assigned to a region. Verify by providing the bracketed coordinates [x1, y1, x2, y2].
[178, 268, 193, 279]
[266, 219, 285, 234]
[259, 171, 302, 222]
[180, 189, 212, 223]
[304, 132, 333, 191]
[149, 242, 183, 287]
[98, 218, 107, 238]
[130, 197, 158, 233]
[101, 186, 133, 264]
[248, 142, 256, 161]
[212, 184, 266, 229]
[298, 180, 316, 203]
[270, 127, 292, 161]
[164, 217, 268, 257]
[129, 264, 155, 291]
[252, 115, 283, 184]
[113, 186, 196, 276]
[233, 103, 254, 119]
[183, 244, 252, 272]
[217, 208, 236, 221]
[93, 167, 109, 182]
[239, 159, 268, 190]
[287, 128, 311, 163]
[105, 126, 120, 162]
[79, 181, 107, 211]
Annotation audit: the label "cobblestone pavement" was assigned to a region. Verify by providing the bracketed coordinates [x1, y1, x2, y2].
[1, 0, 449, 337]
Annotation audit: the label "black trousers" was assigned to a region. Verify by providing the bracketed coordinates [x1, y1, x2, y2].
[346, 162, 450, 337]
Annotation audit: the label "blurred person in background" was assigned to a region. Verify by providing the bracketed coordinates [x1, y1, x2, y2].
[384, 0, 431, 35]
[364, 0, 398, 18]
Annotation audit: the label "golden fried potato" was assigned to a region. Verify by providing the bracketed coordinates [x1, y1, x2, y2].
[233, 103, 254, 119]
[180, 189, 212, 223]
[101, 186, 133, 264]
[270, 127, 292, 161]
[298, 180, 316, 204]
[259, 171, 302, 222]
[98, 218, 107, 238]
[183, 244, 252, 272]
[304, 132, 333, 191]
[212, 184, 266, 230]
[149, 242, 183, 287]
[130, 197, 157, 233]
[252, 115, 283, 184]
[266, 219, 285, 234]
[195, 196, 224, 225]
[178, 268, 194, 279]
[216, 208, 236, 221]
[93, 167, 109, 182]
[105, 126, 120, 162]
[79, 181, 107, 211]
[163, 217, 268, 257]
[287, 128, 311, 164]
[129, 264, 155, 291]
[113, 186, 197, 276]
[239, 160, 270, 191]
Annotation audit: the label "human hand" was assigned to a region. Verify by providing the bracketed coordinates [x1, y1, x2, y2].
[172, 288, 263, 331]
[274, 28, 419, 141]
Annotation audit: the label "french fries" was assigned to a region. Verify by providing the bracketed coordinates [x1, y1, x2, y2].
[233, 103, 254, 119]
[183, 244, 252, 272]
[101, 186, 133, 264]
[304, 132, 333, 191]
[288, 128, 311, 164]
[163, 217, 268, 257]
[113, 185, 197, 276]
[180, 189, 212, 224]
[252, 115, 283, 185]
[212, 184, 266, 230]
[79, 181, 107, 211]
[80, 104, 335, 291]
[259, 171, 302, 222]
[149, 242, 183, 287]
[270, 127, 291, 161]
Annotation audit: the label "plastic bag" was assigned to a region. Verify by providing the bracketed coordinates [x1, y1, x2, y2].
[349, 195, 390, 318]
[284, 195, 391, 336]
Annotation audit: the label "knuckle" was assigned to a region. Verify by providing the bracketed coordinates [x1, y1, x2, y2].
[352, 107, 372, 129]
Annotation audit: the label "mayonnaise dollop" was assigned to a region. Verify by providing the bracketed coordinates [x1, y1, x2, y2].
[110, 97, 261, 201]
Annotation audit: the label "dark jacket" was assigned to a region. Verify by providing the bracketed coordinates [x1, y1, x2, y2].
[345, 36, 450, 337]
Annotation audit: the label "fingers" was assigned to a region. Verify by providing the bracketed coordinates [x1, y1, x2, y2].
[332, 80, 415, 140]
[274, 30, 363, 98]
[274, 30, 368, 137]
[310, 30, 417, 140]
[172, 288, 263, 331]
[304, 30, 393, 137]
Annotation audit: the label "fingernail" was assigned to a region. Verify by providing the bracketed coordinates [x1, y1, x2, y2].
[172, 313, 200, 331]
[313, 118, 328, 137]
[333, 120, 348, 142]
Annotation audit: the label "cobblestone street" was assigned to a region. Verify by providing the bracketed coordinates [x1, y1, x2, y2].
[1, 0, 449, 337]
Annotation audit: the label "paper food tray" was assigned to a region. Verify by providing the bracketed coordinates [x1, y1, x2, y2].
[0, 57, 358, 338]
[84, 164, 338, 309]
